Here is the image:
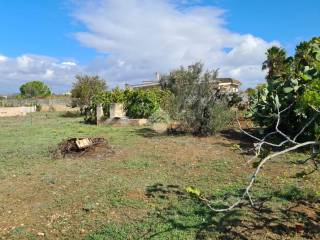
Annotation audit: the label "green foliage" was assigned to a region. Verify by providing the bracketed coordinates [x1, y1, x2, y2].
[161, 62, 234, 136]
[19, 81, 51, 98]
[71, 75, 107, 113]
[125, 89, 160, 118]
[84, 88, 169, 123]
[248, 37, 320, 140]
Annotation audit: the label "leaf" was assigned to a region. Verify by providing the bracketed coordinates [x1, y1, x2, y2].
[274, 95, 280, 108]
[283, 87, 293, 93]
[186, 186, 201, 197]
[230, 144, 241, 151]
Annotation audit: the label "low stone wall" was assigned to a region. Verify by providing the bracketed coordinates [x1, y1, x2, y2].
[0, 106, 36, 117]
[40, 105, 79, 112]
[102, 118, 148, 126]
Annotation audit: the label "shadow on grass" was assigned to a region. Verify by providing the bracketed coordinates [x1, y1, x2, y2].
[86, 183, 319, 239]
[60, 111, 82, 118]
[220, 128, 256, 149]
[135, 127, 188, 138]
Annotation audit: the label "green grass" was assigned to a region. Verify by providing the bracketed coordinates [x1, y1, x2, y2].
[0, 112, 319, 239]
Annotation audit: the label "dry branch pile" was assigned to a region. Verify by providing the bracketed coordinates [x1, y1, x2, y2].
[54, 137, 114, 159]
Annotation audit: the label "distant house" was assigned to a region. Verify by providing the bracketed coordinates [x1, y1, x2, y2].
[126, 73, 241, 94]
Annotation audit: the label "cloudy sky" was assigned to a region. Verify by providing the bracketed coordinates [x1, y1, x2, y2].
[0, 0, 319, 94]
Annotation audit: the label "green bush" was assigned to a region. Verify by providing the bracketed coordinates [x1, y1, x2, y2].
[84, 88, 169, 123]
[161, 62, 235, 136]
[71, 75, 107, 114]
[125, 89, 159, 118]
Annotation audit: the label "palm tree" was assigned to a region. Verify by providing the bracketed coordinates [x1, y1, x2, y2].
[262, 46, 287, 81]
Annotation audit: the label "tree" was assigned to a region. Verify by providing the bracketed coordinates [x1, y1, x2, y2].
[71, 75, 107, 113]
[161, 62, 234, 136]
[19, 81, 51, 98]
[262, 46, 289, 81]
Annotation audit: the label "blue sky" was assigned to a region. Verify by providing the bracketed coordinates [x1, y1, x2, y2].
[0, 0, 319, 94]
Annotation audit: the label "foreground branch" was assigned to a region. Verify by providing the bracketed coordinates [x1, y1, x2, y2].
[204, 141, 317, 212]
[201, 105, 319, 212]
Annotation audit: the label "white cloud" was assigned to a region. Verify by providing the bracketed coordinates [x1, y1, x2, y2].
[62, 61, 77, 66]
[0, 55, 8, 62]
[0, 0, 280, 94]
[73, 0, 279, 89]
[0, 54, 82, 94]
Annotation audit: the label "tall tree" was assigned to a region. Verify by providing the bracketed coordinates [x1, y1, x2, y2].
[262, 46, 288, 81]
[19, 81, 51, 98]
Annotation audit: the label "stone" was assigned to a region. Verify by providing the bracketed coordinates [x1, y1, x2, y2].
[110, 103, 125, 119]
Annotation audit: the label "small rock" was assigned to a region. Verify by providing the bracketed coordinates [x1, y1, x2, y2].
[37, 232, 45, 237]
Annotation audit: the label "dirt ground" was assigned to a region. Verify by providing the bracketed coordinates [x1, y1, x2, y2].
[0, 113, 319, 239]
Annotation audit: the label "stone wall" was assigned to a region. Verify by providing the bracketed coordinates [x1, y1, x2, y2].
[0, 106, 36, 117]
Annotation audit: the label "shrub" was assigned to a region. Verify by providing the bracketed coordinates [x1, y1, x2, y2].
[84, 88, 168, 123]
[71, 75, 107, 114]
[125, 89, 159, 118]
[161, 62, 234, 136]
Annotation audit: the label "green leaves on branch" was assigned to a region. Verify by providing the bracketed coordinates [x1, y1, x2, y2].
[248, 36, 320, 140]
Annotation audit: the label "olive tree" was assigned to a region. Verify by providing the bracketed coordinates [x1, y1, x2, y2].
[161, 62, 234, 136]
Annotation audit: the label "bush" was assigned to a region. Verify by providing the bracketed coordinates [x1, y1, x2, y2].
[71, 75, 107, 114]
[161, 62, 234, 136]
[84, 88, 168, 123]
[125, 89, 159, 119]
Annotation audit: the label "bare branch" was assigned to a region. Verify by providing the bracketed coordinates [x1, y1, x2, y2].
[293, 114, 318, 142]
[205, 141, 317, 212]
[274, 103, 297, 144]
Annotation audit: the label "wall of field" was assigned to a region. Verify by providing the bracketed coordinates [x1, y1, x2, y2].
[0, 97, 80, 114]
[0, 106, 36, 117]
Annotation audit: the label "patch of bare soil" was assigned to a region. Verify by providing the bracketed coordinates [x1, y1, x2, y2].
[54, 137, 114, 159]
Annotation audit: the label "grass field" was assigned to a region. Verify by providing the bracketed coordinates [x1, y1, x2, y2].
[0, 112, 319, 239]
